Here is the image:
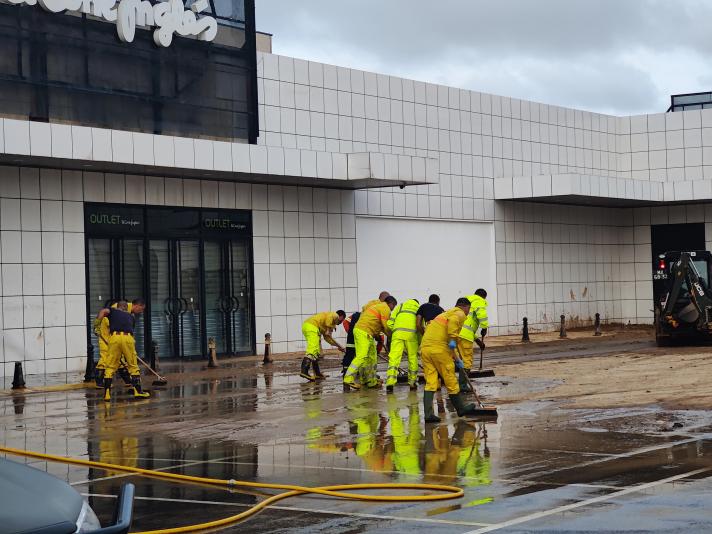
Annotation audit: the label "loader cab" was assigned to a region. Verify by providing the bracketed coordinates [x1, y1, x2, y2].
[654, 250, 712, 305]
[654, 250, 712, 345]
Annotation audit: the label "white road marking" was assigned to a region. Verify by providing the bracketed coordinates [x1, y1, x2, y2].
[69, 454, 244, 486]
[82, 493, 493, 527]
[460, 467, 712, 534]
[206, 459, 632, 490]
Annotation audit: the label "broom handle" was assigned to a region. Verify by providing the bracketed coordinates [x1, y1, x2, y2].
[454, 345, 485, 408]
[137, 355, 165, 380]
[479, 346, 484, 370]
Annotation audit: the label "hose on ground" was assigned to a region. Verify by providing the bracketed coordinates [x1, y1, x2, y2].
[0, 445, 464, 533]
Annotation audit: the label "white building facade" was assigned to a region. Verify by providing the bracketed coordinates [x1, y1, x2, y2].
[1, 36, 711, 378]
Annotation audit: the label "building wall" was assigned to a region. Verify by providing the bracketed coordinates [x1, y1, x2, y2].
[0, 166, 361, 378]
[255, 52, 641, 334]
[7, 52, 712, 377]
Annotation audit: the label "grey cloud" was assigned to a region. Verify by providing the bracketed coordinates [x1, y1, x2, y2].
[256, 0, 712, 115]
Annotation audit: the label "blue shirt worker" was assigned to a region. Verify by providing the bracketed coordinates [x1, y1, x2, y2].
[95, 298, 150, 401]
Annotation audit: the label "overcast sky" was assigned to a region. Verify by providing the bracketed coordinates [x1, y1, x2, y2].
[256, 0, 712, 116]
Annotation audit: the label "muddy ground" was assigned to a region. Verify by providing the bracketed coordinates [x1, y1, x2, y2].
[490, 326, 712, 410]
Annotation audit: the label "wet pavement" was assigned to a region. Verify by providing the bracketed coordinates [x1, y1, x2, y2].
[2, 337, 712, 533]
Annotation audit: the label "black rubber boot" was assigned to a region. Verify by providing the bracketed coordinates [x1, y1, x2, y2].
[117, 367, 133, 386]
[95, 369, 105, 388]
[449, 394, 477, 417]
[423, 391, 441, 423]
[131, 376, 150, 398]
[386, 385, 394, 393]
[300, 358, 315, 381]
[312, 360, 326, 380]
[102, 378, 112, 402]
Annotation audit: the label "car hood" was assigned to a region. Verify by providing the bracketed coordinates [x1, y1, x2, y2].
[0, 458, 83, 534]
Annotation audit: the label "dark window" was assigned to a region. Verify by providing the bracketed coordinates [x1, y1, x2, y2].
[0, 0, 258, 142]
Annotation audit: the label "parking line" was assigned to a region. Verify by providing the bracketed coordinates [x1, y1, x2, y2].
[207, 459, 631, 490]
[68, 454, 252, 486]
[460, 467, 712, 533]
[82, 493, 494, 527]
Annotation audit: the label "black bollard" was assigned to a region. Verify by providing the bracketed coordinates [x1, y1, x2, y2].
[522, 317, 530, 342]
[594, 313, 602, 336]
[12, 361, 26, 389]
[263, 333, 273, 365]
[559, 315, 567, 338]
[150, 340, 159, 371]
[84, 344, 95, 383]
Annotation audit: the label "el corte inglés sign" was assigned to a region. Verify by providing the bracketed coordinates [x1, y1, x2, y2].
[0, 0, 218, 47]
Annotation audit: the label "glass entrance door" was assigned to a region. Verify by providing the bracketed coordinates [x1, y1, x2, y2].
[86, 204, 255, 360]
[87, 238, 146, 357]
[204, 239, 252, 355]
[149, 240, 203, 359]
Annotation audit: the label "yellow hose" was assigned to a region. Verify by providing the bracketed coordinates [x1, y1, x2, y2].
[0, 445, 464, 533]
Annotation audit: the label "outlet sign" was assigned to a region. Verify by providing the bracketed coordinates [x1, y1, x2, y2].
[85, 205, 145, 234]
[0, 0, 218, 47]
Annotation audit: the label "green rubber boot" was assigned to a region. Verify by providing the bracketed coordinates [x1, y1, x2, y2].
[449, 394, 477, 417]
[423, 391, 441, 423]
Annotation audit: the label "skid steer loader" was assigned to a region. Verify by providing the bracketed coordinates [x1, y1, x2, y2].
[654, 250, 712, 346]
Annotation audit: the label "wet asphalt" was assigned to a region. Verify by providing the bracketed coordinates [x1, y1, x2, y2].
[1, 336, 712, 533]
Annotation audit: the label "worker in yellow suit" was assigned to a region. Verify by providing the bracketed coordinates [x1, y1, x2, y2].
[457, 289, 489, 391]
[343, 296, 397, 390]
[385, 298, 420, 393]
[95, 300, 132, 388]
[94, 298, 150, 401]
[388, 396, 422, 478]
[421, 297, 480, 422]
[362, 291, 390, 312]
[300, 310, 347, 381]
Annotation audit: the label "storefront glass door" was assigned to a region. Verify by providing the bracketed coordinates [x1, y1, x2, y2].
[204, 240, 252, 355]
[85, 204, 254, 361]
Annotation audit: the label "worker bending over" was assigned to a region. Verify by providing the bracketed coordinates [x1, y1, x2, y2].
[300, 310, 346, 381]
[416, 294, 445, 335]
[457, 288, 489, 390]
[94, 300, 133, 388]
[421, 297, 481, 423]
[362, 291, 390, 312]
[94, 298, 150, 401]
[385, 298, 420, 392]
[343, 296, 397, 390]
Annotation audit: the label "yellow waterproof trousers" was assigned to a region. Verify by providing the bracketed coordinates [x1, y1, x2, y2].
[386, 333, 419, 386]
[421, 345, 460, 395]
[343, 328, 378, 386]
[457, 339, 474, 371]
[302, 322, 322, 361]
[104, 334, 140, 379]
[96, 338, 109, 370]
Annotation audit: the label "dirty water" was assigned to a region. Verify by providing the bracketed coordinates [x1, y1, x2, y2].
[1, 335, 712, 532]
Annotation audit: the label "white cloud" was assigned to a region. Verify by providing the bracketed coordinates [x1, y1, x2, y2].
[256, 0, 712, 115]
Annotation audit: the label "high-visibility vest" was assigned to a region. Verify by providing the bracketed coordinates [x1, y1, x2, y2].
[387, 299, 419, 335]
[458, 295, 489, 342]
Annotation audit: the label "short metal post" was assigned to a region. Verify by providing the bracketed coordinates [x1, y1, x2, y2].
[522, 317, 530, 342]
[263, 333, 273, 364]
[12, 361, 26, 390]
[559, 315, 567, 338]
[208, 337, 218, 368]
[83, 344, 95, 383]
[594, 313, 602, 336]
